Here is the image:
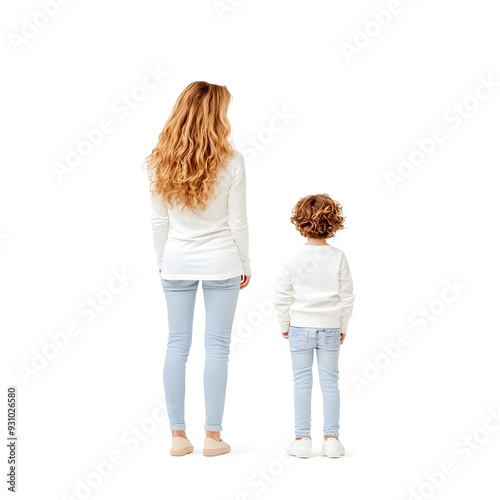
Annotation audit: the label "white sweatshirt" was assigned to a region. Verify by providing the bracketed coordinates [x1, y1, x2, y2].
[149, 150, 251, 280]
[274, 244, 354, 333]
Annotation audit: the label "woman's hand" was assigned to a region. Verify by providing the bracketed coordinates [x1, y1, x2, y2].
[240, 275, 251, 289]
[282, 331, 289, 339]
[340, 333, 346, 345]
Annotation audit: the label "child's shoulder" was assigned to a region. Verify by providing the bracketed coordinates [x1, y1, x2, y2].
[282, 243, 345, 264]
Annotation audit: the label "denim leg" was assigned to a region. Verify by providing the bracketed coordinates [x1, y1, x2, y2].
[289, 327, 315, 438]
[202, 277, 240, 431]
[317, 329, 341, 437]
[161, 279, 198, 430]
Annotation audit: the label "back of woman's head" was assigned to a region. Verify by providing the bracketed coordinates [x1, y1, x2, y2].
[146, 81, 233, 210]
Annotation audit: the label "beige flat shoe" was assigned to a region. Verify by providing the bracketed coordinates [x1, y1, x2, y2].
[203, 437, 231, 457]
[170, 436, 194, 456]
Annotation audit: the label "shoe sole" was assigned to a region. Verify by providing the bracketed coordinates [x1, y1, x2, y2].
[170, 446, 194, 457]
[203, 447, 231, 457]
[287, 451, 312, 458]
[322, 451, 345, 458]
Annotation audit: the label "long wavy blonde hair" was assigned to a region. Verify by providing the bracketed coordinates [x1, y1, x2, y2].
[145, 81, 233, 210]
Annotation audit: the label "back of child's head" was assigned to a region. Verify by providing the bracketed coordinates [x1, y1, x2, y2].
[290, 194, 345, 239]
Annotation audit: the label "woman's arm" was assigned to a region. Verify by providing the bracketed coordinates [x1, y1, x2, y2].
[150, 192, 169, 271]
[228, 152, 251, 276]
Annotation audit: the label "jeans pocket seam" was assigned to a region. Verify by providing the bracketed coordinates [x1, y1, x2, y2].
[164, 279, 182, 285]
[325, 331, 340, 347]
[290, 331, 308, 348]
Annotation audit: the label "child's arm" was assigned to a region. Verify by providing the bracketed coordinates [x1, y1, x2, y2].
[274, 259, 293, 339]
[338, 253, 355, 339]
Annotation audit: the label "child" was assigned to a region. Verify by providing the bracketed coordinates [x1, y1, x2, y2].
[274, 194, 354, 458]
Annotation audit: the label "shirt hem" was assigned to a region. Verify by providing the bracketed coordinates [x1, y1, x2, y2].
[290, 313, 342, 329]
[160, 270, 243, 281]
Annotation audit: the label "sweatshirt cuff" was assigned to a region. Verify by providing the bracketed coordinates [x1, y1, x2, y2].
[339, 319, 350, 333]
[242, 261, 252, 276]
[280, 321, 290, 333]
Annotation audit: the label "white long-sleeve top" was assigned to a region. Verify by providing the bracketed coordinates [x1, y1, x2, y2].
[274, 244, 354, 333]
[149, 150, 251, 280]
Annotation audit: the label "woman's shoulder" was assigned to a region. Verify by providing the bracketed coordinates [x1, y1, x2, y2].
[231, 149, 243, 160]
[227, 149, 245, 169]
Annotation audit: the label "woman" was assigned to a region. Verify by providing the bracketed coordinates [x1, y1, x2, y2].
[145, 81, 251, 457]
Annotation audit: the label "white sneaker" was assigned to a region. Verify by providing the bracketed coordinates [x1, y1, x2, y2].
[287, 438, 312, 458]
[321, 437, 345, 458]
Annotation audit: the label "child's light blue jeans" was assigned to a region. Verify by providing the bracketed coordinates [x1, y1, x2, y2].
[288, 326, 341, 438]
[160, 276, 240, 431]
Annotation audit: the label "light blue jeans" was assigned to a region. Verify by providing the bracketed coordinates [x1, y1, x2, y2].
[289, 326, 341, 438]
[160, 276, 240, 432]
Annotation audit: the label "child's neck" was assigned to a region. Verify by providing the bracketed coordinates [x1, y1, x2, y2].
[305, 238, 328, 246]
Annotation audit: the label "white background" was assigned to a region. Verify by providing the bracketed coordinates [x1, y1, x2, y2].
[2, 0, 500, 499]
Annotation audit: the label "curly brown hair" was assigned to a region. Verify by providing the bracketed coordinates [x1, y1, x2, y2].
[290, 194, 345, 239]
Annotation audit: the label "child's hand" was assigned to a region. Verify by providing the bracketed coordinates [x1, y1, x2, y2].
[282, 332, 289, 339]
[340, 333, 346, 344]
[240, 275, 251, 289]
